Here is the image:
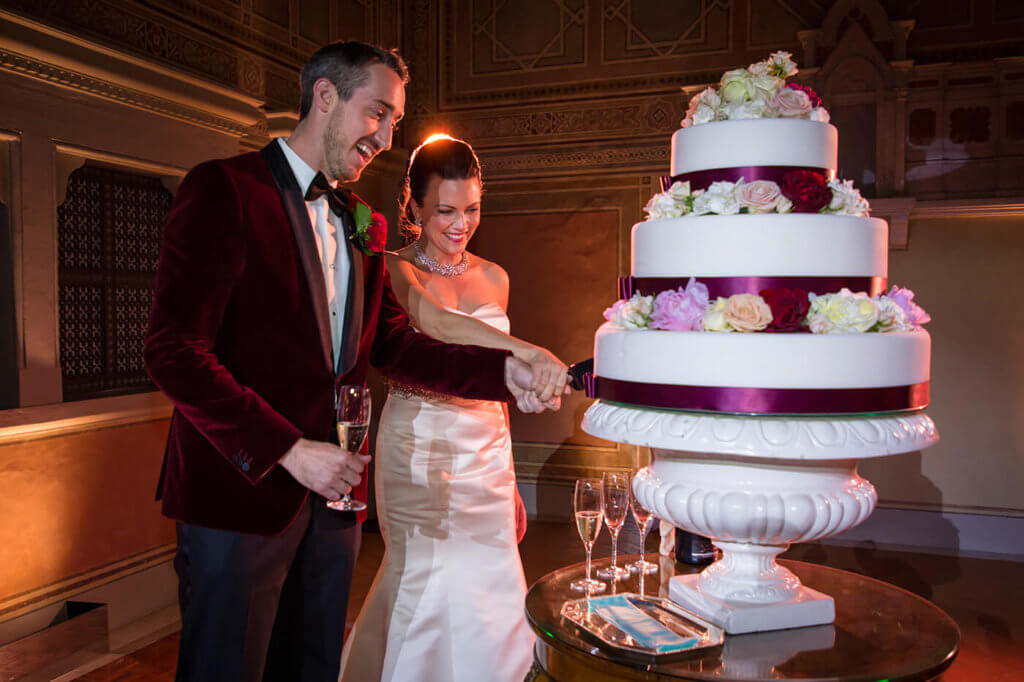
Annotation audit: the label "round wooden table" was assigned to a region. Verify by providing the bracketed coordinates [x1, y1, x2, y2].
[525, 555, 960, 681]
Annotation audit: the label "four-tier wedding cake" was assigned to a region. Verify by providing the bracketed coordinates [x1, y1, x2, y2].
[587, 52, 931, 416]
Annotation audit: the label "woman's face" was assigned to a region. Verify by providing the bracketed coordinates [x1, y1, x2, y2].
[414, 176, 482, 259]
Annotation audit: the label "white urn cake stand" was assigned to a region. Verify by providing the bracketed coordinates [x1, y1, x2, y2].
[582, 401, 939, 635]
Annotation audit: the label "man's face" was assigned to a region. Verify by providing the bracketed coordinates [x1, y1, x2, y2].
[322, 62, 406, 183]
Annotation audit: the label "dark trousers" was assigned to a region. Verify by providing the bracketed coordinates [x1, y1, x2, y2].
[174, 496, 360, 682]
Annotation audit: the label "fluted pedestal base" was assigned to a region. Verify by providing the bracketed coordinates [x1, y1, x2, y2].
[670, 573, 834, 634]
[582, 401, 940, 636]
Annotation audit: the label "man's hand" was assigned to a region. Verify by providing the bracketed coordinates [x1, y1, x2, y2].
[505, 356, 569, 413]
[523, 346, 570, 403]
[506, 357, 558, 413]
[278, 437, 371, 500]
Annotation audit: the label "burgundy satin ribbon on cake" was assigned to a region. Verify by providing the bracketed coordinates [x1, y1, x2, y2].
[583, 373, 929, 415]
[619, 276, 888, 300]
[660, 165, 837, 192]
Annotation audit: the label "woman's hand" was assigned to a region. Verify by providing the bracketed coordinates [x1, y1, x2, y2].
[521, 346, 570, 403]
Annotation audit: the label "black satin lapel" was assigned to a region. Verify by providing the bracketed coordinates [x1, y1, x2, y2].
[260, 142, 333, 371]
[338, 210, 365, 377]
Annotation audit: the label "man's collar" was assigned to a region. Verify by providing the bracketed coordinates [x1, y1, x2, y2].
[277, 138, 337, 198]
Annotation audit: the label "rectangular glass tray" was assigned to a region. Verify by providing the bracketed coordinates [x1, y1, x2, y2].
[560, 592, 724, 664]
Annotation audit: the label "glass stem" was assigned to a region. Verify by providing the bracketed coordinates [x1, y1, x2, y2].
[611, 532, 618, 570]
[585, 544, 593, 582]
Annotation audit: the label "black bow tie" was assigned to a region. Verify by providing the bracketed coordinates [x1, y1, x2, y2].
[304, 171, 352, 218]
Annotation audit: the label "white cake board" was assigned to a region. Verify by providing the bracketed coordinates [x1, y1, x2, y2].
[669, 574, 835, 635]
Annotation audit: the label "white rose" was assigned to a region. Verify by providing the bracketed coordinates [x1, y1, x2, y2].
[692, 103, 717, 125]
[721, 99, 766, 120]
[692, 181, 740, 215]
[771, 87, 812, 118]
[667, 181, 692, 202]
[826, 179, 871, 216]
[776, 196, 793, 213]
[703, 298, 733, 332]
[721, 69, 752, 103]
[644, 191, 684, 220]
[748, 61, 771, 77]
[695, 87, 721, 109]
[736, 180, 782, 213]
[808, 107, 831, 123]
[750, 73, 782, 101]
[606, 293, 654, 329]
[874, 296, 911, 332]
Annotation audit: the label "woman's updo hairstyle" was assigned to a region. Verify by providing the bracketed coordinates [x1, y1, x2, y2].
[399, 133, 483, 241]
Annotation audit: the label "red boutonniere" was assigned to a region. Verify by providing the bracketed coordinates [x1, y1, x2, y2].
[346, 193, 388, 255]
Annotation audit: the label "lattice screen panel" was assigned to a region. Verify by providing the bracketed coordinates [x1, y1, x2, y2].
[58, 163, 171, 401]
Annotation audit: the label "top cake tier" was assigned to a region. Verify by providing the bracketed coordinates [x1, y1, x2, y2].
[671, 119, 838, 178]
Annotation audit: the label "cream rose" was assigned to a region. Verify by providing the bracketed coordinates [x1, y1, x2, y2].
[667, 180, 692, 202]
[703, 298, 733, 332]
[806, 290, 879, 334]
[721, 69, 752, 103]
[771, 86, 812, 118]
[723, 294, 772, 332]
[736, 180, 783, 213]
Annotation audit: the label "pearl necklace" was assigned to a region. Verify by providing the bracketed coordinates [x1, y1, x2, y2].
[413, 240, 469, 277]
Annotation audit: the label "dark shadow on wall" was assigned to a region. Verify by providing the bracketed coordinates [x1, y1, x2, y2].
[0, 201, 18, 409]
[792, 449, 962, 599]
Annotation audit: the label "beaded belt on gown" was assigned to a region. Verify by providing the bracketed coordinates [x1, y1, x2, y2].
[383, 377, 456, 402]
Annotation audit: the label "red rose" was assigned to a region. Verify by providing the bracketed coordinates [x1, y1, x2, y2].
[366, 212, 388, 253]
[759, 287, 810, 332]
[787, 83, 822, 108]
[780, 170, 831, 213]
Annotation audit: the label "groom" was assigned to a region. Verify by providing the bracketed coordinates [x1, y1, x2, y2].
[144, 42, 554, 682]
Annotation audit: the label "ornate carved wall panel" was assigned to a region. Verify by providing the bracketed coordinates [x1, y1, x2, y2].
[57, 164, 170, 401]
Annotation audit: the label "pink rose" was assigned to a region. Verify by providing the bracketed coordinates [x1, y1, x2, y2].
[736, 180, 783, 213]
[771, 86, 812, 118]
[723, 294, 772, 332]
[650, 278, 709, 331]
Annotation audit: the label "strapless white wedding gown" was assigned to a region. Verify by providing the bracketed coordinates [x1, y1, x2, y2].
[338, 303, 535, 682]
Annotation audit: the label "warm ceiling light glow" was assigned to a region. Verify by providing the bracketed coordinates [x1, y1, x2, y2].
[422, 132, 456, 145]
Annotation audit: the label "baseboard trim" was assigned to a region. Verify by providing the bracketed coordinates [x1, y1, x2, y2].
[0, 545, 178, 647]
[518, 479, 1024, 561]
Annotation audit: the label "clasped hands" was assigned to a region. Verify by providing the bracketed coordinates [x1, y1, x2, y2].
[504, 348, 571, 414]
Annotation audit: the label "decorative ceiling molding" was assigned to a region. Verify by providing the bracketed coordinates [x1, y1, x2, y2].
[0, 9, 268, 137]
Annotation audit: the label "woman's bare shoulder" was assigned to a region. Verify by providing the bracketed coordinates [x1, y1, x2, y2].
[470, 253, 509, 285]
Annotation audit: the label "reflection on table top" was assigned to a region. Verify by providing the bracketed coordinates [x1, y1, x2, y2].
[525, 554, 960, 681]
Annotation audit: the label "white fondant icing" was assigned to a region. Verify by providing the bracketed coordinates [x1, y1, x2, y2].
[593, 325, 930, 389]
[632, 214, 888, 277]
[671, 119, 838, 177]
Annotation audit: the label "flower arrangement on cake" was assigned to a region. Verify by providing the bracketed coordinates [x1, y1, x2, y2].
[645, 175, 869, 219]
[603, 280, 930, 335]
[682, 51, 829, 127]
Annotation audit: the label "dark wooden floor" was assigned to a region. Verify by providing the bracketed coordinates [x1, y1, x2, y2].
[75, 521, 1024, 681]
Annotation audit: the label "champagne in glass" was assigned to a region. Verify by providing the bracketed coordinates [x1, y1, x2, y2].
[596, 471, 631, 582]
[626, 470, 659, 595]
[327, 385, 371, 512]
[569, 479, 606, 594]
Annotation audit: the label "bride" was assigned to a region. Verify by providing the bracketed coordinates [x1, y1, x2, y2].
[338, 134, 568, 681]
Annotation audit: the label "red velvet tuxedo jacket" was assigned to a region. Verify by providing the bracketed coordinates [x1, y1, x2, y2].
[144, 141, 510, 535]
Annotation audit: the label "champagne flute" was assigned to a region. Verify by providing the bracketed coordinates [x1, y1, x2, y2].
[569, 478, 606, 594]
[596, 471, 630, 582]
[626, 471, 658, 595]
[327, 385, 371, 512]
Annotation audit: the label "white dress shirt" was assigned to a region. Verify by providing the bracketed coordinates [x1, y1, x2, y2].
[278, 138, 351, 368]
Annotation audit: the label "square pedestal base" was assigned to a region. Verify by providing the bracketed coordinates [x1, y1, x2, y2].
[669, 574, 835, 634]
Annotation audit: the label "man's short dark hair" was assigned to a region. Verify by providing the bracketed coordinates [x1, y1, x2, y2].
[299, 42, 409, 118]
